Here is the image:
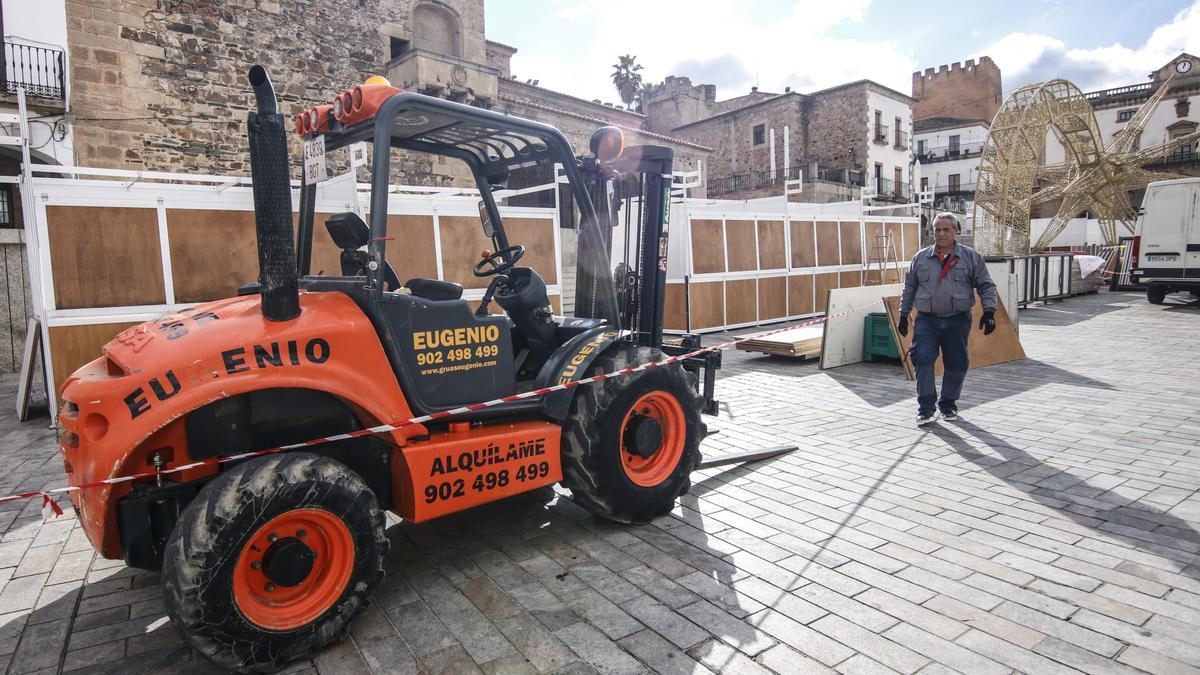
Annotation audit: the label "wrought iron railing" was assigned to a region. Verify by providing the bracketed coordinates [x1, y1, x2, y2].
[873, 124, 889, 144]
[914, 141, 985, 163]
[706, 165, 803, 196]
[931, 181, 977, 198]
[3, 40, 66, 100]
[1149, 146, 1198, 167]
[894, 130, 910, 150]
[872, 177, 910, 202]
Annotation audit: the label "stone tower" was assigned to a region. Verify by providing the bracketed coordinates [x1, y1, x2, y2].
[911, 57, 1002, 123]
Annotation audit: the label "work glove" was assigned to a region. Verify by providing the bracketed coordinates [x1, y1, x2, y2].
[980, 310, 996, 335]
[897, 314, 909, 337]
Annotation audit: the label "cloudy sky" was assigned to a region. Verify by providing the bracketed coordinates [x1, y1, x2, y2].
[485, 0, 1199, 105]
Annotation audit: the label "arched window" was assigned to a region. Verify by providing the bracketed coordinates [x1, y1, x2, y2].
[413, 3, 462, 58]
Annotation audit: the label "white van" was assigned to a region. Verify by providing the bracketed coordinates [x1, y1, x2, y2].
[1132, 177, 1200, 303]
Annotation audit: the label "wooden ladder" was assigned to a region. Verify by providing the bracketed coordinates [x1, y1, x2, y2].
[862, 232, 901, 285]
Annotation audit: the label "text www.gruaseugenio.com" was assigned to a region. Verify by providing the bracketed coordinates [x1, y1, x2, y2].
[421, 359, 498, 376]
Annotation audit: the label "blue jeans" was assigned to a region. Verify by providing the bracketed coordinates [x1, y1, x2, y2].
[910, 312, 971, 415]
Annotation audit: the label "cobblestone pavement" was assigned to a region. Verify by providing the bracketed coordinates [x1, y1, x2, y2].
[1, 290, 1199, 674]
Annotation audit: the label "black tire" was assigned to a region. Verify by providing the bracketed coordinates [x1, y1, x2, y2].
[561, 345, 705, 524]
[162, 453, 387, 673]
[1147, 286, 1167, 304]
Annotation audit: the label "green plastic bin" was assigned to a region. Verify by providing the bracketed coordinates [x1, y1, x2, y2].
[863, 312, 900, 362]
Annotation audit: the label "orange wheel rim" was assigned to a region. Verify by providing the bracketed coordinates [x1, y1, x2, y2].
[232, 508, 354, 631]
[620, 390, 686, 487]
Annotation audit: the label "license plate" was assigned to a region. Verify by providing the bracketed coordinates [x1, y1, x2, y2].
[1146, 254, 1178, 261]
[303, 135, 328, 184]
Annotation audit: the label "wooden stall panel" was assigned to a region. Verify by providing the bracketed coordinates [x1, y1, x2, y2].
[690, 219, 725, 274]
[885, 222, 903, 260]
[865, 221, 885, 246]
[664, 283, 686, 331]
[839, 271, 862, 290]
[788, 274, 814, 316]
[439, 216, 556, 289]
[687, 281, 724, 329]
[47, 206, 165, 309]
[758, 276, 787, 321]
[814, 271, 839, 314]
[725, 220, 756, 272]
[49, 322, 139, 395]
[168, 209, 258, 303]
[384, 215, 438, 283]
[790, 221, 816, 269]
[815, 221, 839, 267]
[725, 278, 757, 325]
[301, 212, 345, 278]
[902, 221, 920, 258]
[757, 221, 786, 270]
[839, 221, 863, 265]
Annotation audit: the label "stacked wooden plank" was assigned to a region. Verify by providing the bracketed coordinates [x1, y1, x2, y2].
[736, 324, 825, 359]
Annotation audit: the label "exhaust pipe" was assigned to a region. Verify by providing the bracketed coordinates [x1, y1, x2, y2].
[246, 65, 300, 322]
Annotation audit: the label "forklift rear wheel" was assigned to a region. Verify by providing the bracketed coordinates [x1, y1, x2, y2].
[562, 345, 704, 524]
[162, 453, 387, 673]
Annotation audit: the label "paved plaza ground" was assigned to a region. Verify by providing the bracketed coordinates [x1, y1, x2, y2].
[0, 289, 1198, 674]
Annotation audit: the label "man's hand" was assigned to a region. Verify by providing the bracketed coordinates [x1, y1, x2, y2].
[980, 310, 996, 335]
[897, 315, 909, 337]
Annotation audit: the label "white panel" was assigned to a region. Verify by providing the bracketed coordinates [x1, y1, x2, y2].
[818, 283, 903, 369]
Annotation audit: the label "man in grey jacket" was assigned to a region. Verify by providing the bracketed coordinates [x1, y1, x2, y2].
[898, 213, 998, 425]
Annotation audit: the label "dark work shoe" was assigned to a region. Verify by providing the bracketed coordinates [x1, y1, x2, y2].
[939, 404, 958, 421]
[917, 411, 938, 426]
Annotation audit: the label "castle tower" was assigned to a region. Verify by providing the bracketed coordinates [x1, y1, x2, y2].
[911, 57, 1002, 123]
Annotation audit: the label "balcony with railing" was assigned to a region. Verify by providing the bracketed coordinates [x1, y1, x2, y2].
[1084, 82, 1155, 104]
[914, 140, 985, 163]
[1146, 145, 1199, 169]
[873, 123, 889, 145]
[706, 165, 804, 197]
[871, 177, 910, 203]
[894, 130, 910, 151]
[3, 39, 65, 101]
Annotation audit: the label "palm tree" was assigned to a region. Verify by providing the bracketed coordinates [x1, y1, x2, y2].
[634, 81, 656, 113]
[611, 54, 644, 108]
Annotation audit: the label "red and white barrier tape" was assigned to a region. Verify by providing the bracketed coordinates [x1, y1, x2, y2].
[1, 301, 885, 516]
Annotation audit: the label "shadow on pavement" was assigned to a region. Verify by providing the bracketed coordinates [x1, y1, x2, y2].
[935, 419, 1200, 582]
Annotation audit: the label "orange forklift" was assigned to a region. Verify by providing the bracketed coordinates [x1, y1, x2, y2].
[56, 66, 722, 671]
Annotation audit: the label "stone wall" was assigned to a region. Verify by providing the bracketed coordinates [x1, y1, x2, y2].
[672, 94, 805, 179]
[65, 0, 486, 182]
[803, 84, 867, 170]
[911, 57, 1002, 123]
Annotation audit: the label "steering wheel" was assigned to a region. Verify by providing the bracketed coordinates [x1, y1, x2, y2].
[473, 245, 526, 277]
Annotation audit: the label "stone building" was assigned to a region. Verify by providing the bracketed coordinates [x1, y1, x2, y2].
[644, 76, 916, 203]
[911, 57, 1002, 125]
[63, 0, 708, 185]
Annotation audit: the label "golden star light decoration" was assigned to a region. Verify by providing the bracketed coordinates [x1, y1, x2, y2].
[973, 74, 1200, 255]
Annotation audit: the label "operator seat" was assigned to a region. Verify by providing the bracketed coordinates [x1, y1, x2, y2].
[323, 212, 401, 290]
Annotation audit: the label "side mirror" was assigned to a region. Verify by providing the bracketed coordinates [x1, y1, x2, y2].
[478, 200, 496, 237]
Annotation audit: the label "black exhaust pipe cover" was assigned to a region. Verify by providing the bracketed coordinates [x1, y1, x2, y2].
[247, 65, 300, 322]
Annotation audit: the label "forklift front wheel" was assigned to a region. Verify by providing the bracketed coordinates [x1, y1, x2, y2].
[162, 453, 387, 673]
[562, 345, 704, 524]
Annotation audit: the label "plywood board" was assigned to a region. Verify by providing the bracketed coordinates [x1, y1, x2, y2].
[884, 222, 902, 260]
[691, 219, 725, 274]
[883, 296, 1025, 380]
[839, 221, 863, 265]
[48, 322, 140, 395]
[725, 220, 756, 272]
[758, 276, 787, 321]
[438, 215, 555, 289]
[168, 209, 259, 303]
[814, 272, 838, 314]
[757, 220, 786, 269]
[788, 274, 814, 316]
[865, 221, 885, 246]
[302, 212, 345, 278]
[47, 206, 165, 309]
[688, 281, 724, 329]
[790, 221, 816, 269]
[725, 278, 757, 325]
[737, 323, 824, 358]
[839, 271, 861, 290]
[664, 282, 686, 331]
[383, 214, 439, 283]
[902, 221, 920, 259]
[16, 318, 40, 421]
[816, 221, 839, 267]
[818, 283, 902, 369]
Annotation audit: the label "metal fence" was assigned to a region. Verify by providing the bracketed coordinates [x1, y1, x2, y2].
[3, 41, 66, 100]
[914, 141, 985, 163]
[706, 165, 803, 196]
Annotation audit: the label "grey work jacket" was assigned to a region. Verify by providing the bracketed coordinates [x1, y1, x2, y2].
[900, 244, 998, 318]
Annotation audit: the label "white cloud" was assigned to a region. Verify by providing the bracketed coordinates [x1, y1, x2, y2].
[508, 0, 914, 105]
[980, 2, 1200, 92]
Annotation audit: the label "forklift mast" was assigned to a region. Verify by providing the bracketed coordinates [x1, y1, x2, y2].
[575, 145, 673, 348]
